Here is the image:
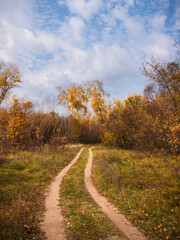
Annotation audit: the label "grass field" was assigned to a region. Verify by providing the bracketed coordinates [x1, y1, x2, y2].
[1, 145, 179, 240]
[0, 146, 81, 240]
[92, 146, 180, 240]
[60, 147, 126, 240]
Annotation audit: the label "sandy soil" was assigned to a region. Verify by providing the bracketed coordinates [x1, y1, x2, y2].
[84, 147, 147, 240]
[41, 148, 84, 240]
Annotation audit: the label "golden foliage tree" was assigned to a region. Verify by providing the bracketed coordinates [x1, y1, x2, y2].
[7, 96, 33, 150]
[57, 80, 108, 122]
[87, 80, 108, 122]
[0, 63, 21, 104]
[58, 84, 88, 119]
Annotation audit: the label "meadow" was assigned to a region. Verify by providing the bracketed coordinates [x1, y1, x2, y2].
[0, 145, 179, 240]
[92, 146, 180, 240]
[0, 146, 81, 240]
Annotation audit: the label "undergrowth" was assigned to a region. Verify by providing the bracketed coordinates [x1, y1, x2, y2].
[92, 146, 180, 240]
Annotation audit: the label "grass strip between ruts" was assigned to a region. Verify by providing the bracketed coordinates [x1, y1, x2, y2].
[60, 147, 125, 240]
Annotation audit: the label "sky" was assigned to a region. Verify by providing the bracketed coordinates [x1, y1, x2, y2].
[0, 0, 179, 111]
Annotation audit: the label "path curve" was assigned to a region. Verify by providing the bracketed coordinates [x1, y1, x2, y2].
[84, 147, 147, 240]
[41, 148, 84, 240]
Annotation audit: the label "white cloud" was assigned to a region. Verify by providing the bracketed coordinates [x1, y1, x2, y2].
[151, 15, 167, 29]
[69, 17, 85, 41]
[37, 32, 61, 54]
[0, 18, 45, 64]
[0, 0, 178, 103]
[124, 17, 145, 39]
[91, 44, 134, 79]
[0, 0, 33, 29]
[66, 0, 103, 20]
[141, 32, 174, 59]
[111, 2, 176, 62]
[113, 4, 128, 21]
[126, 0, 134, 7]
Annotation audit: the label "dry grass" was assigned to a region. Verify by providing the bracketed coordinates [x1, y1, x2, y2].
[0, 146, 81, 240]
[92, 146, 180, 240]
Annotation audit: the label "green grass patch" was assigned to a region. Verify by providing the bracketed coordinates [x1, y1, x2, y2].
[60, 147, 126, 240]
[0, 146, 81, 240]
[92, 146, 180, 240]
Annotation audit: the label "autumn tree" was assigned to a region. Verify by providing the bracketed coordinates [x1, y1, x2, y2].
[104, 95, 149, 149]
[103, 99, 124, 147]
[79, 116, 103, 143]
[86, 80, 109, 122]
[142, 57, 180, 153]
[0, 63, 21, 104]
[57, 80, 108, 143]
[57, 84, 88, 119]
[0, 107, 8, 155]
[142, 58, 180, 122]
[7, 96, 33, 150]
[57, 80, 108, 122]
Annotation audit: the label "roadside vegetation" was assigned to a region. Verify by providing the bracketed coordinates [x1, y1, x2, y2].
[0, 146, 81, 240]
[60, 147, 126, 240]
[92, 146, 180, 240]
[1, 55, 180, 155]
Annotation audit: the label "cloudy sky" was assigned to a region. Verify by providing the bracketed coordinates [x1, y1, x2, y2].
[0, 0, 179, 108]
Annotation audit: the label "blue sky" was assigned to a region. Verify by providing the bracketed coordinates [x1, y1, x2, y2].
[0, 0, 179, 110]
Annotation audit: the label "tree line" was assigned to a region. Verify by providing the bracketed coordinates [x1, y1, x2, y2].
[0, 56, 179, 155]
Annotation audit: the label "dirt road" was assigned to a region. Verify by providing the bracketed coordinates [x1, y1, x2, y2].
[41, 148, 84, 240]
[41, 147, 147, 240]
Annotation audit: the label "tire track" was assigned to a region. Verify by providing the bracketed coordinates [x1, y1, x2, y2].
[84, 147, 147, 240]
[41, 148, 84, 240]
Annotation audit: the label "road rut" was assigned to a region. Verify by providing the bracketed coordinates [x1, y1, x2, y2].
[84, 147, 147, 240]
[41, 148, 84, 240]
